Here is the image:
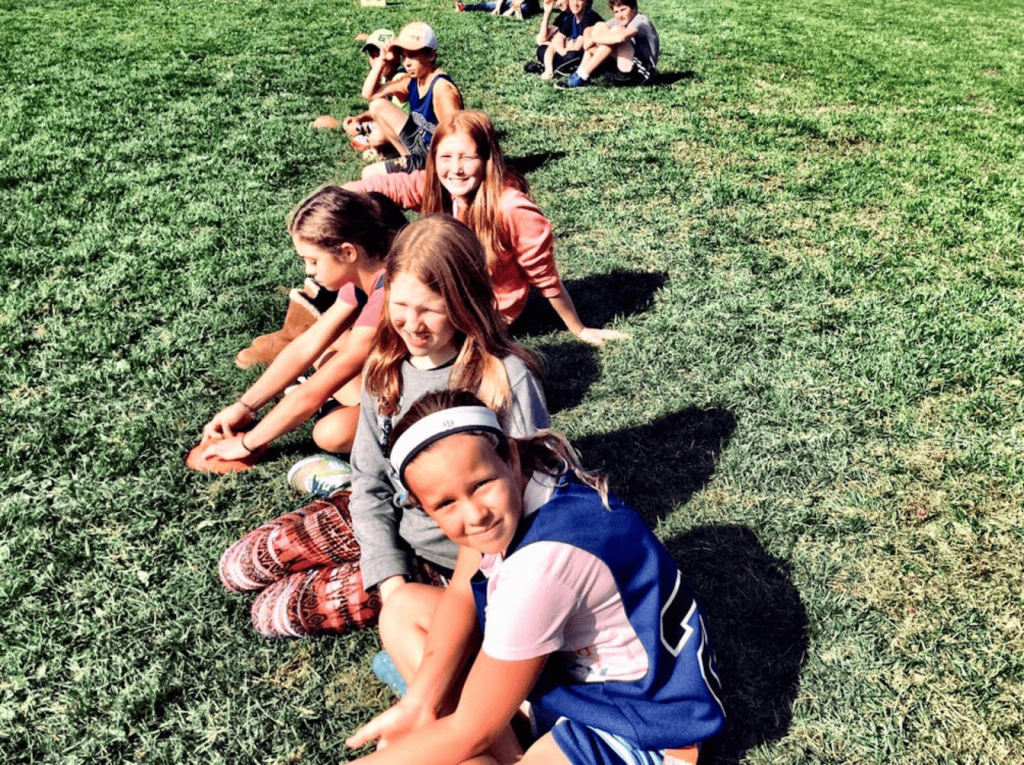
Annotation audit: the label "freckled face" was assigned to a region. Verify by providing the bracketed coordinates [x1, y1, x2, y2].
[405, 433, 523, 556]
[434, 131, 486, 204]
[292, 235, 350, 291]
[388, 271, 459, 368]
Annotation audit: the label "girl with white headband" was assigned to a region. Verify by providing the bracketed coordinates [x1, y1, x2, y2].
[346, 389, 725, 765]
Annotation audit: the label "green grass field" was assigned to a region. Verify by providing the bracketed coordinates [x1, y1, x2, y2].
[2, 0, 1022, 762]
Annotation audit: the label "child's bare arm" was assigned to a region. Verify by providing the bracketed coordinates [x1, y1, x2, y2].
[564, 30, 587, 52]
[202, 320, 374, 460]
[348, 549, 485, 749]
[589, 21, 637, 46]
[202, 300, 358, 441]
[360, 55, 391, 99]
[369, 74, 412, 103]
[431, 79, 464, 124]
[536, 0, 558, 43]
[547, 286, 629, 346]
[348, 649, 547, 765]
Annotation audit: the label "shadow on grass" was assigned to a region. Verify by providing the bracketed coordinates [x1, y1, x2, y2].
[654, 70, 698, 86]
[534, 340, 600, 415]
[573, 407, 737, 526]
[507, 151, 567, 175]
[664, 525, 808, 764]
[511, 269, 667, 338]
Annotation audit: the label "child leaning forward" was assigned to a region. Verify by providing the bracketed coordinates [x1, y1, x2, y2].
[345, 389, 726, 765]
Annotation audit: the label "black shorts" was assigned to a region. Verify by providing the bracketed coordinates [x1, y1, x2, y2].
[385, 115, 432, 174]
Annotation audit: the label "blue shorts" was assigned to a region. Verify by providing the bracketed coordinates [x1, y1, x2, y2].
[552, 719, 668, 765]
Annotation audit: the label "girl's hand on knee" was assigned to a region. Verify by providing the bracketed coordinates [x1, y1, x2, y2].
[346, 698, 436, 751]
[576, 327, 629, 347]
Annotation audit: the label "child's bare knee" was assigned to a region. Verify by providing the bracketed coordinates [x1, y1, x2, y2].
[378, 584, 419, 650]
[312, 418, 354, 454]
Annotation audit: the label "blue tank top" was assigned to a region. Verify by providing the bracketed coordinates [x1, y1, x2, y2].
[408, 73, 456, 145]
[470, 477, 726, 749]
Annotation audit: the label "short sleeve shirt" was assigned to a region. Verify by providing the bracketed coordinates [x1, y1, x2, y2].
[557, 8, 603, 41]
[610, 12, 660, 71]
[335, 268, 386, 330]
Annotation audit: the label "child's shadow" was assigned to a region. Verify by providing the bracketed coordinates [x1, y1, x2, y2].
[652, 70, 698, 86]
[511, 270, 667, 338]
[663, 525, 809, 763]
[532, 341, 601, 415]
[573, 407, 737, 526]
[506, 151, 567, 176]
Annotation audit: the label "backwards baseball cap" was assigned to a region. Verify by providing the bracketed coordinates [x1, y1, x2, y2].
[361, 28, 394, 53]
[392, 21, 438, 53]
[390, 406, 503, 484]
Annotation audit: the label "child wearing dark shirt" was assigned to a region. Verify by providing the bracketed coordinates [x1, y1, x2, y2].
[556, 0, 660, 89]
[526, 0, 603, 79]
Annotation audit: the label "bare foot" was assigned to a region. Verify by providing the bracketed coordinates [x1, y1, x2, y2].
[355, 33, 369, 42]
[311, 115, 340, 129]
[540, 71, 553, 80]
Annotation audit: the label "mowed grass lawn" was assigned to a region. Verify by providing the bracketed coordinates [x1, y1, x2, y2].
[2, 0, 1022, 762]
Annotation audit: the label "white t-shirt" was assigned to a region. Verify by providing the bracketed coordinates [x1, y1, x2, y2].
[478, 474, 650, 683]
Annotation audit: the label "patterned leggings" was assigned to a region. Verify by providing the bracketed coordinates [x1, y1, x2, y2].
[219, 493, 442, 639]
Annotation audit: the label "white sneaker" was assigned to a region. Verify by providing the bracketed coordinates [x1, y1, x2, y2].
[287, 454, 353, 495]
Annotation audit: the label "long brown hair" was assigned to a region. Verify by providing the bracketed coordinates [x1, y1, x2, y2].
[391, 389, 610, 509]
[288, 186, 407, 262]
[420, 112, 530, 271]
[363, 215, 541, 420]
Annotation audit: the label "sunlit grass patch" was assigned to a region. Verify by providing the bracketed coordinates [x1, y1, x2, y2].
[3, 0, 1024, 762]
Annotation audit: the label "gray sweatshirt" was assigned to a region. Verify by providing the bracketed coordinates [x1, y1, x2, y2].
[349, 355, 549, 589]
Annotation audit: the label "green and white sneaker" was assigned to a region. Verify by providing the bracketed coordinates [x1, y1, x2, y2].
[287, 454, 353, 496]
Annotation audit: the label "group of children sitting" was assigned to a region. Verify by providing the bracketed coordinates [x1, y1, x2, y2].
[191, 2, 725, 763]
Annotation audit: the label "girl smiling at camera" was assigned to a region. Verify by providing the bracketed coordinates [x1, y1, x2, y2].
[347, 111, 627, 346]
[344, 389, 725, 765]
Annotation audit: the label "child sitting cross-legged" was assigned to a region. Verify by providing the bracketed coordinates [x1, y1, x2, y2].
[345, 388, 726, 765]
[556, 0, 659, 89]
[215, 215, 549, 638]
[525, 0, 603, 80]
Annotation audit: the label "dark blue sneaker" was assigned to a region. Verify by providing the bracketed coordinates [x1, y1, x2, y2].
[555, 73, 589, 90]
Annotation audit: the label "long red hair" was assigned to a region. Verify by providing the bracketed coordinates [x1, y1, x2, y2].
[420, 112, 530, 271]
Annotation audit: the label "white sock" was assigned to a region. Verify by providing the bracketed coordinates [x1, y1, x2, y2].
[577, 71, 590, 81]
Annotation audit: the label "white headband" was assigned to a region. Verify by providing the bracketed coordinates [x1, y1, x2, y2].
[390, 406, 504, 482]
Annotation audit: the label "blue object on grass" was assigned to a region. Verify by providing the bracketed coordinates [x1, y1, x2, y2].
[372, 651, 408, 697]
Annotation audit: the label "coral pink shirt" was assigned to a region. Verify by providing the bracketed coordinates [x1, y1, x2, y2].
[346, 171, 563, 321]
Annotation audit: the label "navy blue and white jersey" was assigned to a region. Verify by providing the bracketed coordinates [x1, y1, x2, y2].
[471, 475, 725, 749]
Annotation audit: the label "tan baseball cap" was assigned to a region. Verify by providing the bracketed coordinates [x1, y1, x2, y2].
[392, 21, 438, 53]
